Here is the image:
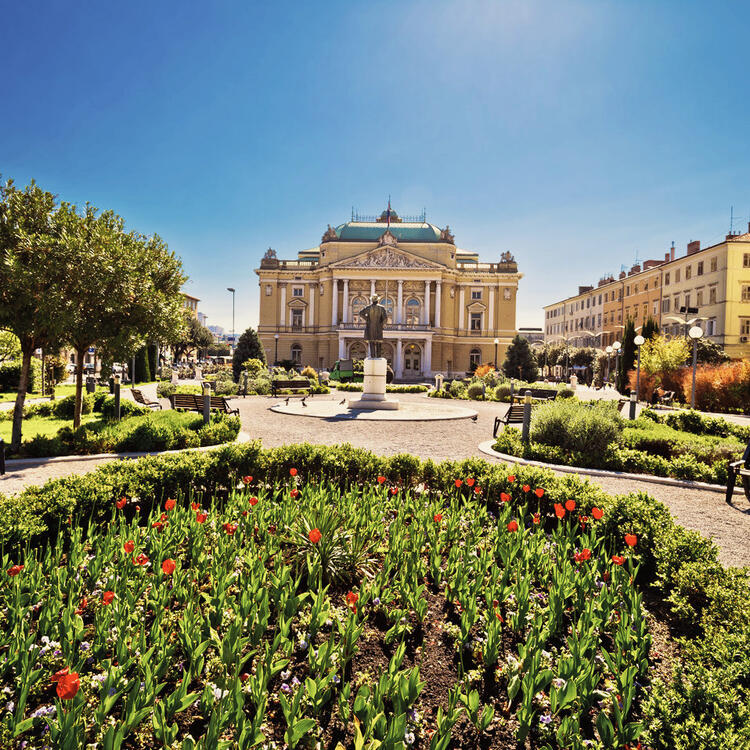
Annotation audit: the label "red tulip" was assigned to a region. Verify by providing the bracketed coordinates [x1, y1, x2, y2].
[223, 523, 238, 535]
[346, 591, 359, 611]
[123, 540, 135, 554]
[565, 499, 576, 512]
[573, 548, 591, 563]
[507, 520, 519, 533]
[434, 513, 443, 523]
[116, 497, 127, 510]
[624, 533, 637, 547]
[579, 515, 589, 529]
[474, 486, 482, 495]
[102, 591, 115, 605]
[390, 487, 398, 495]
[611, 555, 625, 566]
[534, 488, 544, 498]
[133, 553, 149, 566]
[377, 475, 386, 484]
[7, 564, 23, 577]
[242, 510, 248, 517]
[268, 524, 277, 534]
[165, 498, 176, 511]
[75, 597, 87, 615]
[151, 521, 165, 531]
[243, 475, 252, 484]
[554, 503, 565, 519]
[522, 484, 530, 493]
[533, 513, 541, 524]
[466, 477, 475, 487]
[454, 479, 463, 488]
[500, 492, 510, 503]
[50, 667, 69, 683]
[289, 468, 298, 477]
[602, 570, 610, 582]
[507, 475, 516, 482]
[135, 505, 141, 512]
[161, 559, 176, 575]
[191, 502, 200, 511]
[240, 672, 250, 682]
[195, 512, 207, 524]
[56, 672, 80, 700]
[249, 496, 258, 506]
[290, 488, 299, 498]
[308, 528, 322, 544]
[591, 507, 604, 520]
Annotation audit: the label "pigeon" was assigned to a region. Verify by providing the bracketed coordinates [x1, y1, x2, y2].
[339, 398, 346, 405]
[285, 397, 289, 405]
[471, 414, 478, 422]
[301, 397, 307, 407]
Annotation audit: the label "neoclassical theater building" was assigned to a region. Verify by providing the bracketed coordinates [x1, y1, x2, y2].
[255, 208, 521, 379]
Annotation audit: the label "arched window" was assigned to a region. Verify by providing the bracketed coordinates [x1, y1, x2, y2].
[469, 348, 481, 372]
[351, 296, 367, 322]
[349, 341, 367, 360]
[70, 353, 76, 364]
[405, 297, 421, 326]
[290, 344, 302, 364]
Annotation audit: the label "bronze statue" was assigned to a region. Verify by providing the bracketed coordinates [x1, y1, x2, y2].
[359, 294, 387, 358]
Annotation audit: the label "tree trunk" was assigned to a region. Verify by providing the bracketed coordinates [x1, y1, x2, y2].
[74, 347, 85, 429]
[10, 347, 32, 453]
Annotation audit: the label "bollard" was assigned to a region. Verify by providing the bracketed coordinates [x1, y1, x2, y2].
[522, 390, 532, 442]
[114, 375, 121, 420]
[0, 438, 5, 476]
[629, 392, 637, 421]
[509, 380, 514, 402]
[203, 384, 211, 425]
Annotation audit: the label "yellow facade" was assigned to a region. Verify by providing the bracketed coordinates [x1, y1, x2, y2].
[544, 231, 750, 359]
[254, 210, 522, 378]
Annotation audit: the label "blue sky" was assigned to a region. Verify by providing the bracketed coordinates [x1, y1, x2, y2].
[2, 1, 749, 332]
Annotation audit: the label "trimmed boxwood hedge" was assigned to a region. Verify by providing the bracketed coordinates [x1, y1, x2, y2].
[0, 442, 748, 747]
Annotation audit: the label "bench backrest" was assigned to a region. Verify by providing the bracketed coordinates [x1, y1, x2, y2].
[171, 393, 201, 409]
[132, 389, 150, 405]
[273, 380, 309, 388]
[209, 396, 231, 409]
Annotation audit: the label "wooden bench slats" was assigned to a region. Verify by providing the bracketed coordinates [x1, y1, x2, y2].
[132, 389, 162, 410]
[271, 380, 311, 398]
[169, 393, 239, 416]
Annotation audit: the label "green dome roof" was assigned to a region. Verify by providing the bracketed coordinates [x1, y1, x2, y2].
[334, 222, 443, 242]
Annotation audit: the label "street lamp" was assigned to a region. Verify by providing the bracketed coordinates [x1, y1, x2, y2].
[612, 340, 621, 392]
[634, 334, 645, 400]
[493, 338, 499, 369]
[605, 345, 613, 385]
[274, 333, 279, 365]
[688, 326, 703, 409]
[227, 288, 236, 354]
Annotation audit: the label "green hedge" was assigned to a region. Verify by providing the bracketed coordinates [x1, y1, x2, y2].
[0, 359, 41, 393]
[0, 442, 747, 746]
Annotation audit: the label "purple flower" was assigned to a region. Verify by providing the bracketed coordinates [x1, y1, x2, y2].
[291, 677, 300, 688]
[540, 713, 552, 725]
[280, 683, 291, 693]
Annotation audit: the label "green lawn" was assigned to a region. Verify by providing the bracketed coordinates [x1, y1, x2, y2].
[0, 380, 158, 403]
[0, 413, 100, 441]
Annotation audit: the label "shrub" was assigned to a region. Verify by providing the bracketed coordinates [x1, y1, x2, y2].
[300, 365, 318, 380]
[246, 377, 271, 395]
[530, 400, 622, 459]
[0, 358, 41, 392]
[386, 384, 428, 393]
[495, 383, 511, 402]
[243, 358, 266, 376]
[213, 379, 238, 396]
[467, 381, 486, 400]
[678, 360, 750, 414]
[53, 394, 94, 420]
[100, 396, 149, 420]
[197, 415, 241, 446]
[558, 387, 575, 399]
[157, 381, 176, 398]
[448, 379, 467, 398]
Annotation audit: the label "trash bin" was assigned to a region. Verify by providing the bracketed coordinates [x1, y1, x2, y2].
[85, 376, 96, 394]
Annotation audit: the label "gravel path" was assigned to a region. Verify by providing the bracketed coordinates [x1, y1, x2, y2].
[2, 392, 749, 568]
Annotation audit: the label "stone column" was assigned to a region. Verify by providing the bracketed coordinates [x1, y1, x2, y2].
[342, 279, 349, 323]
[488, 286, 495, 334]
[395, 338, 403, 379]
[435, 281, 442, 329]
[338, 337, 346, 359]
[458, 287, 465, 330]
[423, 338, 432, 376]
[423, 280, 430, 325]
[309, 284, 315, 328]
[280, 284, 287, 328]
[397, 280, 403, 324]
[331, 280, 338, 327]
[370, 279, 376, 297]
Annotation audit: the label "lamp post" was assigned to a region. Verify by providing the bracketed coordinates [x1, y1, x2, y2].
[274, 333, 279, 365]
[688, 326, 703, 409]
[227, 287, 236, 354]
[493, 338, 499, 369]
[605, 345, 613, 386]
[634, 334, 645, 400]
[612, 340, 621, 392]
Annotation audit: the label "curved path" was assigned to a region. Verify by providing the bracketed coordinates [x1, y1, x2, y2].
[2, 393, 749, 568]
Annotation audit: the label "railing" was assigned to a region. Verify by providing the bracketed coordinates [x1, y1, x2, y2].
[456, 261, 518, 273]
[261, 324, 518, 338]
[338, 322, 431, 331]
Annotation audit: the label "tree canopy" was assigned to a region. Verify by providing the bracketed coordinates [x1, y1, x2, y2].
[232, 327, 266, 381]
[173, 312, 214, 361]
[502, 335, 538, 382]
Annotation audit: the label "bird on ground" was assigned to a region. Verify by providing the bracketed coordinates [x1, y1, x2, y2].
[471, 414, 478, 422]
[285, 397, 289, 405]
[339, 398, 346, 405]
[301, 397, 307, 407]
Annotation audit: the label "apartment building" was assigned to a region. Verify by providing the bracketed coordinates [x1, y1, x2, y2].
[544, 227, 750, 358]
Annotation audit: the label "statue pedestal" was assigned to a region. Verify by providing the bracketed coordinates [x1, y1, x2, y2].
[348, 358, 400, 411]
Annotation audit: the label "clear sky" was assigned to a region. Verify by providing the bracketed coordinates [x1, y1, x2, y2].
[2, 1, 749, 333]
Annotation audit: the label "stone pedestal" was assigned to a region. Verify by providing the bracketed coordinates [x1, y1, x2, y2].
[348, 358, 400, 411]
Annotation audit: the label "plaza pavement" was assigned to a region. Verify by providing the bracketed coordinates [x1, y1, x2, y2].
[1, 390, 749, 568]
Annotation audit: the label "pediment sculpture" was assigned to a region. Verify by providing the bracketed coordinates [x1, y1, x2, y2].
[342, 247, 436, 269]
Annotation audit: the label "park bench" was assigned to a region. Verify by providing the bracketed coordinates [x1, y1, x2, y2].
[725, 440, 750, 504]
[169, 393, 239, 416]
[510, 387, 558, 403]
[658, 390, 675, 407]
[131, 388, 162, 410]
[493, 402, 528, 437]
[271, 379, 311, 398]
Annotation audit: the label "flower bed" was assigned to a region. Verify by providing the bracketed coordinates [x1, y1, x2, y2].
[493, 402, 747, 485]
[1, 444, 748, 748]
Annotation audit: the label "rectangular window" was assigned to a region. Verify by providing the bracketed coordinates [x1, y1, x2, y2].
[471, 289, 482, 300]
[470, 312, 482, 330]
[604, 292, 608, 302]
[673, 294, 680, 310]
[685, 265, 692, 280]
[662, 298, 670, 313]
[644, 282, 648, 291]
[744, 254, 750, 268]
[706, 318, 715, 336]
[743, 285, 750, 302]
[626, 285, 630, 296]
[741, 319, 750, 335]
[634, 284, 639, 294]
[696, 290, 703, 306]
[598, 294, 602, 305]
[709, 286, 717, 304]
[711, 257, 718, 272]
[675, 269, 681, 282]
[598, 313, 602, 326]
[697, 261, 703, 276]
[664, 272, 670, 285]
[684, 293, 690, 308]
[653, 300, 658, 316]
[292, 287, 303, 297]
[265, 284, 272, 296]
[291, 309, 303, 329]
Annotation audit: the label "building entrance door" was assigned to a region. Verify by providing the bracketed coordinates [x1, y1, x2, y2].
[403, 343, 421, 377]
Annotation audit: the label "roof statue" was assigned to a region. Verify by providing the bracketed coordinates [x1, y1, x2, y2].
[263, 247, 277, 260]
[321, 224, 338, 243]
[378, 229, 398, 247]
[440, 225, 454, 243]
[500, 251, 515, 263]
[259, 247, 279, 268]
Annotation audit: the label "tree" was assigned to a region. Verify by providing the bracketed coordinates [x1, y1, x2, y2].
[135, 346, 151, 383]
[501, 335, 538, 382]
[617, 318, 637, 393]
[0, 179, 70, 451]
[232, 327, 266, 381]
[0, 330, 21, 363]
[641, 316, 659, 341]
[172, 312, 214, 361]
[695, 337, 730, 365]
[640, 335, 690, 397]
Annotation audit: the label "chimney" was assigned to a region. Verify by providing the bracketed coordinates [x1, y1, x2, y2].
[619, 271, 627, 279]
[628, 264, 641, 276]
[578, 285, 593, 295]
[687, 240, 700, 255]
[644, 259, 661, 270]
[670, 242, 675, 261]
[665, 252, 670, 261]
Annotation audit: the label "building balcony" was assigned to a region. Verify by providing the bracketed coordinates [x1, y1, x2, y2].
[262, 323, 515, 338]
